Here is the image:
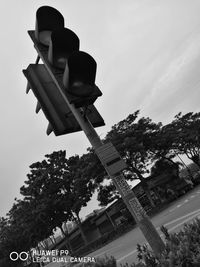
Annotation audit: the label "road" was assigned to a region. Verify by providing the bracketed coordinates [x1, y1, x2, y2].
[44, 185, 200, 267]
[87, 185, 200, 266]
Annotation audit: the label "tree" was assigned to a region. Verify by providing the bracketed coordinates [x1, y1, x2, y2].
[102, 111, 163, 207]
[64, 154, 96, 245]
[20, 151, 71, 238]
[81, 111, 162, 207]
[0, 199, 42, 266]
[151, 158, 180, 178]
[0, 216, 11, 261]
[7, 199, 52, 250]
[20, 151, 75, 251]
[149, 123, 175, 159]
[169, 112, 200, 168]
[97, 183, 120, 206]
[20, 150, 96, 247]
[147, 113, 197, 179]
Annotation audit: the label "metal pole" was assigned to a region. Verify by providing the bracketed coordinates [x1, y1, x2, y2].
[69, 107, 165, 256]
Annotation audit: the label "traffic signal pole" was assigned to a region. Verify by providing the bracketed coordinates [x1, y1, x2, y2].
[24, 5, 166, 258]
[68, 104, 166, 257]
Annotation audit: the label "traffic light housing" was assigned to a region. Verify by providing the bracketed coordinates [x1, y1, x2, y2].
[35, 6, 64, 46]
[23, 6, 104, 136]
[23, 64, 104, 136]
[48, 28, 80, 69]
[34, 5, 102, 108]
[63, 51, 102, 108]
[27, 29, 102, 108]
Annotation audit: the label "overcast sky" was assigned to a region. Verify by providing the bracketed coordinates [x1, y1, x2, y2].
[1, 0, 200, 218]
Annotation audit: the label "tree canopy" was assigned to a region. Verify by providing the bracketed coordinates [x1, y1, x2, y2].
[96, 111, 162, 206]
[1, 110, 200, 262]
[169, 112, 200, 167]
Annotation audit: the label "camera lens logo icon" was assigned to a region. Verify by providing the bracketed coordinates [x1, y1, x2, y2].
[10, 252, 29, 261]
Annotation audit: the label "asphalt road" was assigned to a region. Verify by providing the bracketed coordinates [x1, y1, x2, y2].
[87, 184, 200, 266]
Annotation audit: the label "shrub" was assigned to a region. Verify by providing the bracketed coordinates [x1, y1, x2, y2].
[70, 218, 200, 267]
[135, 218, 200, 267]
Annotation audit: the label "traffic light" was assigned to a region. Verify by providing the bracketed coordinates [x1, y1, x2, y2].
[23, 64, 104, 136]
[23, 6, 104, 135]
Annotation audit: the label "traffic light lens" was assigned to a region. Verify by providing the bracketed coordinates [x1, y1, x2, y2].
[38, 31, 51, 46]
[54, 54, 67, 69]
[72, 81, 84, 87]
[67, 51, 97, 86]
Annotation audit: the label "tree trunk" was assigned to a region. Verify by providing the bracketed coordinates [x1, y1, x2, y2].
[176, 154, 194, 180]
[60, 225, 67, 237]
[73, 212, 89, 246]
[29, 250, 34, 263]
[131, 167, 156, 208]
[49, 236, 55, 245]
[163, 156, 179, 172]
[59, 226, 73, 253]
[105, 210, 116, 229]
[141, 182, 156, 208]
[191, 155, 200, 169]
[39, 240, 48, 249]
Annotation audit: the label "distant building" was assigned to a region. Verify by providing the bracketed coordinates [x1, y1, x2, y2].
[49, 164, 192, 253]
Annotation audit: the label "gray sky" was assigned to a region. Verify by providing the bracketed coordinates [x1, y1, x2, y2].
[1, 0, 200, 218]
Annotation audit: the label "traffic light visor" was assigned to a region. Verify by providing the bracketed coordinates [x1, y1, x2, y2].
[62, 51, 102, 107]
[35, 6, 64, 46]
[64, 51, 97, 93]
[48, 28, 80, 69]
